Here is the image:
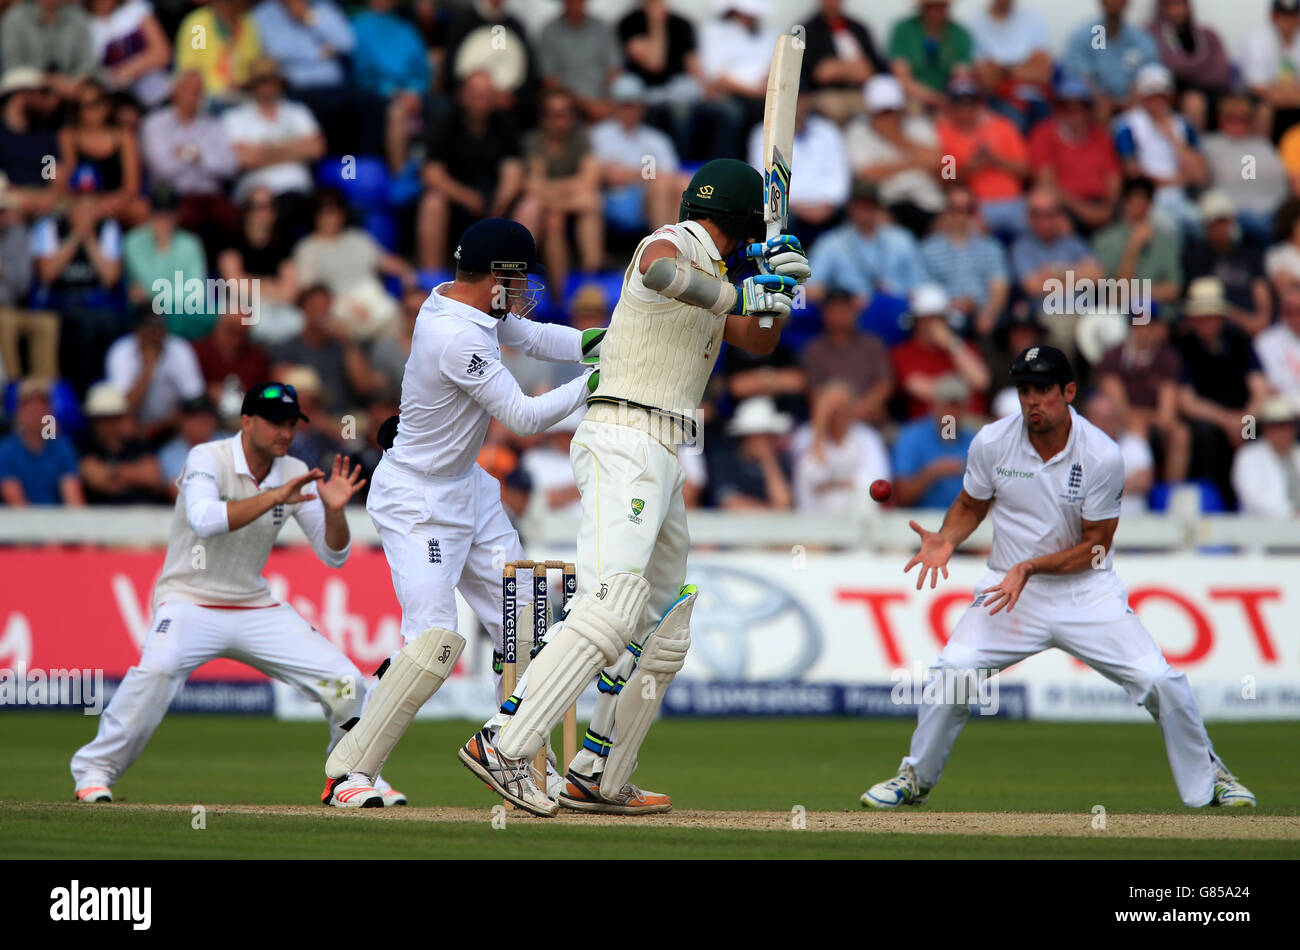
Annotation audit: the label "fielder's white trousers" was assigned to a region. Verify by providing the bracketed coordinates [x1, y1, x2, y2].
[367, 455, 526, 654]
[70, 601, 365, 786]
[903, 572, 1226, 806]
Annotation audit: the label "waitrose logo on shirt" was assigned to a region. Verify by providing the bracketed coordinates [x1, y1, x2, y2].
[996, 466, 1035, 479]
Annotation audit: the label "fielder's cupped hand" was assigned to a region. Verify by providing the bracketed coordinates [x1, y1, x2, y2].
[270, 469, 325, 506]
[318, 455, 367, 510]
[903, 519, 953, 590]
[982, 562, 1031, 615]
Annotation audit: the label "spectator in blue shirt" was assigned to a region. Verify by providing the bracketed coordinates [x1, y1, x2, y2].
[1063, 0, 1159, 116]
[918, 184, 1010, 337]
[807, 180, 925, 304]
[0, 378, 85, 506]
[1012, 186, 1105, 354]
[253, 0, 380, 155]
[891, 374, 977, 508]
[351, 0, 431, 174]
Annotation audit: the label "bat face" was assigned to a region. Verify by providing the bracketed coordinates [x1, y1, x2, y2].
[762, 34, 803, 236]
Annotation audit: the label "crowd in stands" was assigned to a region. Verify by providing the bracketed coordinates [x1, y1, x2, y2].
[3, 0, 1300, 522]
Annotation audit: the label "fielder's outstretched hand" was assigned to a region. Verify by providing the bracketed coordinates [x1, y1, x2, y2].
[982, 562, 1030, 615]
[903, 520, 953, 590]
[318, 455, 367, 511]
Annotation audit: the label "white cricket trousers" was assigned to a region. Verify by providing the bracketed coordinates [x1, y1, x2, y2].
[563, 418, 691, 773]
[570, 419, 690, 626]
[903, 572, 1226, 807]
[70, 601, 365, 786]
[366, 455, 526, 656]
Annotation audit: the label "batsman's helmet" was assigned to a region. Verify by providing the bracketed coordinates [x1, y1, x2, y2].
[679, 158, 764, 243]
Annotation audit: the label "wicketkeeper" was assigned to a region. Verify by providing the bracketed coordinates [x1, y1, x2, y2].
[322, 218, 600, 811]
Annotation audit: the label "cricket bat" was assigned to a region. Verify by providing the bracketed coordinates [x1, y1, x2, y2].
[757, 34, 803, 329]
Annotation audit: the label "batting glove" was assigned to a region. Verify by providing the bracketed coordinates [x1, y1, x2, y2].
[746, 234, 812, 283]
[732, 274, 798, 320]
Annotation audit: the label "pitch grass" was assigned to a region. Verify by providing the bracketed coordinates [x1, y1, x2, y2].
[3, 714, 1297, 859]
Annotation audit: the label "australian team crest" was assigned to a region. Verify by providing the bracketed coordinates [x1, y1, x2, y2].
[628, 498, 645, 524]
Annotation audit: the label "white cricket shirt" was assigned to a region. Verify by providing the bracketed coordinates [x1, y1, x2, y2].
[153, 434, 347, 610]
[962, 407, 1125, 587]
[386, 285, 590, 478]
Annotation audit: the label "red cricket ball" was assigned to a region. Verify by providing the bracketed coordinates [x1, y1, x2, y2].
[869, 479, 892, 503]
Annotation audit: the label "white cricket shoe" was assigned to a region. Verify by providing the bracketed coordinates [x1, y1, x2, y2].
[321, 773, 384, 808]
[372, 775, 407, 807]
[1211, 767, 1256, 807]
[861, 764, 930, 809]
[75, 779, 113, 803]
[457, 728, 558, 817]
[558, 768, 672, 815]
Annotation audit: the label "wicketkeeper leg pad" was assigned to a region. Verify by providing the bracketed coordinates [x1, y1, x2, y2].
[600, 586, 695, 796]
[326, 626, 465, 779]
[497, 572, 649, 760]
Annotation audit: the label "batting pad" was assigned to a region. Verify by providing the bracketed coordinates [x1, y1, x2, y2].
[326, 626, 465, 779]
[498, 572, 649, 761]
[601, 588, 695, 796]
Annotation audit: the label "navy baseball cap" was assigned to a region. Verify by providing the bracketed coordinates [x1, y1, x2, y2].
[241, 381, 309, 422]
[1009, 345, 1074, 385]
[453, 218, 544, 276]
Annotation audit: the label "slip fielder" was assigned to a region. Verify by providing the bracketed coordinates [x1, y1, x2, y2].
[322, 218, 600, 811]
[862, 346, 1256, 810]
[70, 383, 401, 806]
[458, 158, 812, 816]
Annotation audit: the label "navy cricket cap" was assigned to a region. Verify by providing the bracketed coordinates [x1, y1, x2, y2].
[241, 381, 309, 422]
[453, 218, 544, 275]
[1009, 345, 1074, 385]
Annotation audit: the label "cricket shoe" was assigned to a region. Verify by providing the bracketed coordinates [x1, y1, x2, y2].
[558, 768, 672, 815]
[457, 728, 558, 817]
[75, 779, 113, 803]
[1210, 767, 1256, 807]
[861, 764, 931, 809]
[373, 775, 407, 807]
[321, 773, 384, 808]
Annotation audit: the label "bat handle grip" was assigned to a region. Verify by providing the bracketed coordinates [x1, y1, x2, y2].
[758, 314, 775, 329]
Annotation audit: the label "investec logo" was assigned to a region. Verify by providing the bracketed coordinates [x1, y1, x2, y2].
[50, 880, 151, 930]
[996, 466, 1035, 479]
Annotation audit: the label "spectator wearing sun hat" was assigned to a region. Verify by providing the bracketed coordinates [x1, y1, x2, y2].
[708, 395, 795, 512]
[1232, 396, 1300, 516]
[76, 380, 166, 504]
[1182, 189, 1271, 338]
[845, 75, 945, 238]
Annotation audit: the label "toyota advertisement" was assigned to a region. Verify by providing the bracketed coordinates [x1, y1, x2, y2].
[2, 548, 1297, 721]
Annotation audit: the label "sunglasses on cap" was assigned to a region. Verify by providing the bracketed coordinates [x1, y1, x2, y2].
[258, 383, 297, 401]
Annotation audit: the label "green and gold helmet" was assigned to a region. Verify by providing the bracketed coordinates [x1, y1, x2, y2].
[679, 158, 764, 243]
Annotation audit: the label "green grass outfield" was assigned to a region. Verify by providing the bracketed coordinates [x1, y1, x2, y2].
[3, 714, 1297, 859]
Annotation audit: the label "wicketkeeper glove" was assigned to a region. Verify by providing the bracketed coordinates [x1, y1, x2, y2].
[377, 414, 399, 451]
[732, 273, 798, 320]
[581, 327, 605, 360]
[746, 233, 812, 283]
